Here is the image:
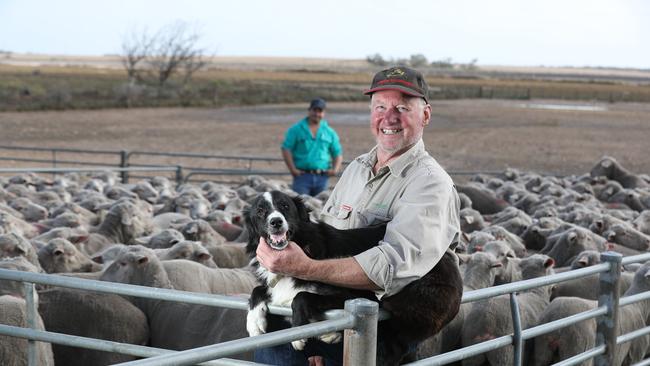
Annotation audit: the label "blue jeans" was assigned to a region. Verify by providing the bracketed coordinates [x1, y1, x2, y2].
[254, 341, 343, 366]
[254, 338, 419, 365]
[292, 173, 329, 196]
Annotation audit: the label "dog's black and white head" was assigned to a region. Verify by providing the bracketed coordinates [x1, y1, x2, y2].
[244, 191, 311, 251]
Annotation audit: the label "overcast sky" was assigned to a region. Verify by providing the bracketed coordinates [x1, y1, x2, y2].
[1, 0, 648, 69]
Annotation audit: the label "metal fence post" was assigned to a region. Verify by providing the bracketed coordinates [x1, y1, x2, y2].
[594, 251, 622, 366]
[175, 166, 184, 185]
[24, 282, 38, 366]
[510, 293, 523, 366]
[51, 150, 57, 180]
[343, 298, 378, 366]
[120, 150, 129, 184]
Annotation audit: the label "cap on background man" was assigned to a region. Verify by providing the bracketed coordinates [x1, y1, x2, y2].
[309, 98, 327, 110]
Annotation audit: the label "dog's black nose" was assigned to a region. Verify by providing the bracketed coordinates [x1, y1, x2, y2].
[269, 217, 283, 229]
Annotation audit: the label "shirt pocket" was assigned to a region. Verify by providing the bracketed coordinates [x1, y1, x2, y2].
[322, 203, 352, 228]
[295, 137, 310, 155]
[358, 209, 391, 227]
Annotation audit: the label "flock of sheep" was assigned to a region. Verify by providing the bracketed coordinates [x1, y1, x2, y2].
[0, 155, 649, 365]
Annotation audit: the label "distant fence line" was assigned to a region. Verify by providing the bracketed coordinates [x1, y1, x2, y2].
[429, 85, 650, 103]
[0, 145, 510, 185]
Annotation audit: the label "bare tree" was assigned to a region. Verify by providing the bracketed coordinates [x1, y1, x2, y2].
[409, 54, 428, 67]
[148, 21, 206, 86]
[121, 28, 155, 83]
[120, 21, 208, 87]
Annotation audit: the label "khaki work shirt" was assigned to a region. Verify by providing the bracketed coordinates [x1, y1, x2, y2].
[320, 140, 460, 299]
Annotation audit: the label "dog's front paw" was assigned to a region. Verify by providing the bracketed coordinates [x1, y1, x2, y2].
[319, 331, 342, 344]
[291, 339, 307, 351]
[246, 303, 268, 337]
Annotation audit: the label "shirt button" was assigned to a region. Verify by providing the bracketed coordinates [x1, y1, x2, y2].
[368, 183, 373, 189]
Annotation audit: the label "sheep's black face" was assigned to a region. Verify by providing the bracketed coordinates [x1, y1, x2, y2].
[246, 191, 309, 251]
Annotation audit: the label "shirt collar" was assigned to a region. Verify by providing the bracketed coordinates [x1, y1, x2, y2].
[356, 139, 426, 177]
[301, 118, 328, 131]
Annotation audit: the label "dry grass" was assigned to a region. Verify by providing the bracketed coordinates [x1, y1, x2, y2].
[1, 54, 650, 112]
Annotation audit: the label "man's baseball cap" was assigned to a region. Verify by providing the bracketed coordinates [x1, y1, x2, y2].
[309, 98, 327, 110]
[364, 66, 429, 102]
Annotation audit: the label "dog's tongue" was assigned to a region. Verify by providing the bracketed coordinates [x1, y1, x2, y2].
[270, 233, 286, 245]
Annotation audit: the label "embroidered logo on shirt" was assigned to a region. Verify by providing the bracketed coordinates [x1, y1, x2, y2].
[373, 202, 388, 210]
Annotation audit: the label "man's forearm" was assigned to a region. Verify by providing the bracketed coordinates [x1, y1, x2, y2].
[281, 148, 300, 176]
[300, 257, 380, 291]
[332, 155, 343, 174]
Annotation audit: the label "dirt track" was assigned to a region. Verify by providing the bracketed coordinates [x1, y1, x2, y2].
[1, 99, 649, 178]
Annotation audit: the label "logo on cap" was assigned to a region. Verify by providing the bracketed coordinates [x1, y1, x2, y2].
[385, 68, 405, 78]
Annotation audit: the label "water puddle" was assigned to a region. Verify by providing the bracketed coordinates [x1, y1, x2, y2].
[518, 103, 608, 112]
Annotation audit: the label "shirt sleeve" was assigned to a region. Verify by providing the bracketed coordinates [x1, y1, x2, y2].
[281, 126, 296, 151]
[329, 130, 342, 158]
[354, 172, 460, 299]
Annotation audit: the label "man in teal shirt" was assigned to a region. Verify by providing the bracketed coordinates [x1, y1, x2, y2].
[281, 98, 343, 196]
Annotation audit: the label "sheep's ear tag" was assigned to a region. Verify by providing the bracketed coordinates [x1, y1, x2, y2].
[602, 160, 612, 168]
[644, 269, 650, 278]
[464, 216, 474, 224]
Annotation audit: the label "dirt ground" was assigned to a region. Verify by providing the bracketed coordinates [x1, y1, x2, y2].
[0, 99, 649, 179]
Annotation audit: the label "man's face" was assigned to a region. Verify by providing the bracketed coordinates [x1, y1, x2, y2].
[307, 107, 325, 124]
[370, 90, 431, 155]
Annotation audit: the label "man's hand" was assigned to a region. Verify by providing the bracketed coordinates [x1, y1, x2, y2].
[308, 356, 325, 366]
[326, 169, 338, 177]
[256, 237, 313, 278]
[290, 168, 303, 177]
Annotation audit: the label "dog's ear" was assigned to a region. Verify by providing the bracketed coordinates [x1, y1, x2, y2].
[242, 206, 260, 254]
[292, 196, 311, 222]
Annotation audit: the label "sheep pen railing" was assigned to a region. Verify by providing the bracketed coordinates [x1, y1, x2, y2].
[0, 145, 509, 185]
[3, 252, 650, 366]
[0, 268, 383, 366]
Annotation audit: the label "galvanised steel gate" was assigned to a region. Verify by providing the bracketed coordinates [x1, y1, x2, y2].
[2, 252, 650, 365]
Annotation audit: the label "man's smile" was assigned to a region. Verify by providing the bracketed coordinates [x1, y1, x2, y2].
[381, 128, 403, 135]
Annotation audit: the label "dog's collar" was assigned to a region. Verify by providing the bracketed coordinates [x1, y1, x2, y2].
[269, 275, 283, 287]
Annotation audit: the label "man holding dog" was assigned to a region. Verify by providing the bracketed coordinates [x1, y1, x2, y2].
[282, 97, 343, 196]
[257, 67, 462, 365]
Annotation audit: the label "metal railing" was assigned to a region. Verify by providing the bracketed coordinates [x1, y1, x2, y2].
[2, 252, 650, 365]
[408, 251, 650, 366]
[0, 268, 384, 366]
[0, 145, 302, 185]
[0, 145, 516, 185]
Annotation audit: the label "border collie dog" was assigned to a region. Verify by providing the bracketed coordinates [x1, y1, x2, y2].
[244, 190, 462, 365]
